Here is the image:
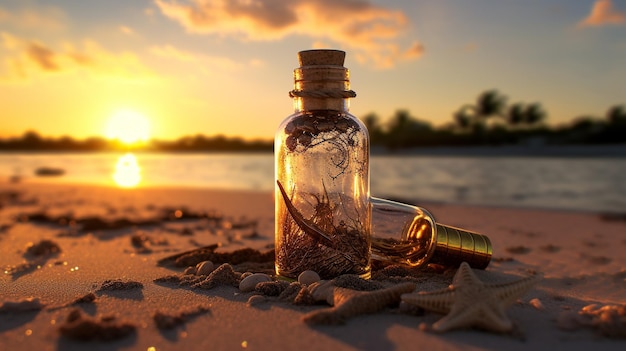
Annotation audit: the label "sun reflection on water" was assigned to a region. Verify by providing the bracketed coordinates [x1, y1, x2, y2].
[113, 153, 141, 188]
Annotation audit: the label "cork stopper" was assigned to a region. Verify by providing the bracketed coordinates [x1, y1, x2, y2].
[298, 49, 346, 67]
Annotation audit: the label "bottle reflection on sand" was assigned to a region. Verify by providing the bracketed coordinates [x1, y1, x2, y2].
[113, 153, 141, 188]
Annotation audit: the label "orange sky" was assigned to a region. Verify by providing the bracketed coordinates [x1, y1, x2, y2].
[1, 1, 625, 141]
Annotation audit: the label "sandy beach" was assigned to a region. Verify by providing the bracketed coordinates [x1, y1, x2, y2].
[1, 181, 625, 351]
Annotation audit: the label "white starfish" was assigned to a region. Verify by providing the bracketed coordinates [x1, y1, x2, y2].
[401, 262, 541, 333]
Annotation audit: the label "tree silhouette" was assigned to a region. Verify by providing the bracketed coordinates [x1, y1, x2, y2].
[455, 90, 507, 132]
[506, 102, 546, 129]
[607, 105, 626, 125]
[386, 110, 432, 149]
[361, 112, 385, 146]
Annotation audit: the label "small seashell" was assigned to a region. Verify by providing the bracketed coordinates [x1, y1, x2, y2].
[308, 280, 335, 305]
[195, 261, 215, 276]
[529, 298, 544, 310]
[239, 273, 271, 292]
[246, 295, 266, 307]
[298, 270, 321, 286]
[183, 266, 197, 275]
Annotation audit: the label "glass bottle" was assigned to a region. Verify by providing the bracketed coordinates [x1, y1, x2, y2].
[275, 49, 370, 280]
[370, 197, 492, 269]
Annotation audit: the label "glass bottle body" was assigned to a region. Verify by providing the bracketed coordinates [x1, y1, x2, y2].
[275, 108, 371, 280]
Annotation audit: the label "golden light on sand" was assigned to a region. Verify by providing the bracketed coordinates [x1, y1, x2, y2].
[113, 153, 141, 188]
[105, 110, 150, 144]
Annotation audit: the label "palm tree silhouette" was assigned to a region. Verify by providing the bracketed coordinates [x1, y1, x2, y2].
[506, 102, 546, 129]
[455, 90, 507, 132]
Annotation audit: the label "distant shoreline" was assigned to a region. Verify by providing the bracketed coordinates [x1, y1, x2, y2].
[371, 144, 626, 158]
[1, 144, 625, 158]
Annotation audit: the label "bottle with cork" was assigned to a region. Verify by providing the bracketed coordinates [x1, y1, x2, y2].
[274, 49, 371, 280]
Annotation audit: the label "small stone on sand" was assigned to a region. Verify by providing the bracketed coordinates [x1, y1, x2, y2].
[298, 270, 321, 286]
[239, 273, 271, 292]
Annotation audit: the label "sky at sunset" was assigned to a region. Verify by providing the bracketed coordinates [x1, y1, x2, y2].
[1, 0, 625, 141]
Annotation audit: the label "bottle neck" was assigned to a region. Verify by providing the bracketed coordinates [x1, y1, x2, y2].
[292, 65, 353, 113]
[294, 97, 350, 112]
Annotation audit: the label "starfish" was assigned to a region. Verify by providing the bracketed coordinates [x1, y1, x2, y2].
[302, 281, 416, 325]
[401, 262, 541, 333]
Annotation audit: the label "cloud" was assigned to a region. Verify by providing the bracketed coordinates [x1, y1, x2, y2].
[154, 0, 421, 68]
[0, 32, 152, 82]
[150, 44, 265, 72]
[119, 25, 135, 35]
[579, 0, 625, 27]
[0, 5, 66, 31]
[26, 42, 60, 71]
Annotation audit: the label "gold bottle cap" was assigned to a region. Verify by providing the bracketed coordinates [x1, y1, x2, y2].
[429, 224, 492, 269]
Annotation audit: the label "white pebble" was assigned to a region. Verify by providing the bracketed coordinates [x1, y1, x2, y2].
[298, 270, 321, 286]
[195, 261, 215, 276]
[239, 273, 271, 292]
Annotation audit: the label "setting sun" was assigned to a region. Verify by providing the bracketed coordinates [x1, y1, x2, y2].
[105, 110, 151, 144]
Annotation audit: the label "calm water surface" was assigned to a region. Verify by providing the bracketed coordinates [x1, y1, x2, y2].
[1, 152, 624, 213]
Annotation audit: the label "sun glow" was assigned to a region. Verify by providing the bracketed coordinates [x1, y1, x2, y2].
[105, 110, 150, 144]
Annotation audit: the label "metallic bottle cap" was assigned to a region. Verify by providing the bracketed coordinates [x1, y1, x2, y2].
[429, 224, 493, 269]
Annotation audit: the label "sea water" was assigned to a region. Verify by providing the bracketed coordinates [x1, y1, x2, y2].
[0, 152, 625, 213]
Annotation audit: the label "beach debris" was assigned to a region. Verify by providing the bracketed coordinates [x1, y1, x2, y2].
[580, 253, 612, 265]
[195, 260, 215, 276]
[96, 279, 144, 292]
[59, 308, 136, 341]
[599, 212, 626, 223]
[158, 245, 273, 268]
[255, 281, 290, 296]
[0, 223, 13, 234]
[157, 244, 219, 266]
[72, 292, 97, 305]
[192, 263, 241, 289]
[239, 273, 272, 292]
[557, 304, 626, 338]
[334, 274, 385, 291]
[298, 270, 321, 286]
[278, 282, 306, 302]
[35, 167, 65, 176]
[4, 240, 63, 279]
[0, 297, 45, 313]
[302, 281, 416, 325]
[539, 244, 560, 253]
[153, 305, 211, 330]
[505, 246, 531, 255]
[4, 261, 40, 279]
[130, 232, 169, 253]
[25, 239, 61, 257]
[401, 262, 541, 333]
